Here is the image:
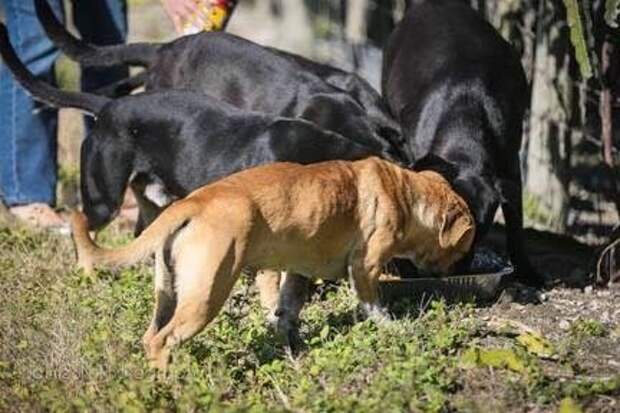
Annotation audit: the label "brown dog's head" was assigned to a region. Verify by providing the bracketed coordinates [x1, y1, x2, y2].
[432, 203, 475, 273]
[404, 171, 475, 274]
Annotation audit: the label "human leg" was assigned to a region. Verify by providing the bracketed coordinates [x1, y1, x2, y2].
[0, 0, 64, 212]
[72, 0, 128, 129]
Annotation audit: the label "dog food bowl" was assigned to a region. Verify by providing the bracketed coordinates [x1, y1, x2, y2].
[379, 248, 514, 304]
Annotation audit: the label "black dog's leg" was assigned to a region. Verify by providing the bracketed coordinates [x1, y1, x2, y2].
[275, 273, 311, 353]
[134, 210, 147, 237]
[499, 177, 545, 288]
[133, 201, 161, 237]
[129, 178, 165, 237]
[93, 71, 148, 98]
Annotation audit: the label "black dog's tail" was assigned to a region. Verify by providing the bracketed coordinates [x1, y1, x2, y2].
[0, 24, 110, 114]
[35, 0, 159, 67]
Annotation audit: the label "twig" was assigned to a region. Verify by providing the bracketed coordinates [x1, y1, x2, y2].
[596, 234, 620, 285]
[487, 316, 542, 336]
[264, 370, 294, 412]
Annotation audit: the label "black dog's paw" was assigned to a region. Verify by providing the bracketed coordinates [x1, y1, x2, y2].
[278, 322, 303, 356]
[270, 311, 304, 355]
[497, 283, 547, 305]
[513, 264, 547, 290]
[284, 328, 304, 356]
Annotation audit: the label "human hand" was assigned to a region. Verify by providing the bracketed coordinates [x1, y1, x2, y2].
[160, 0, 207, 33]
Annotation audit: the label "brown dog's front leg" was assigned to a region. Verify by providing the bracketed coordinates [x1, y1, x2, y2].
[348, 260, 389, 323]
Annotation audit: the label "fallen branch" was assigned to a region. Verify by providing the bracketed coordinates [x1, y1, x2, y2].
[596, 231, 620, 285]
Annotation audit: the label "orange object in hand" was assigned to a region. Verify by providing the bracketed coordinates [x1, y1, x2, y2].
[182, 0, 237, 34]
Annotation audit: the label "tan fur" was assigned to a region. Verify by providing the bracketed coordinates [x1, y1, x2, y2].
[71, 157, 475, 369]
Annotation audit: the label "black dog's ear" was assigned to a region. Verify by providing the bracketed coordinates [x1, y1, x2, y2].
[410, 154, 459, 183]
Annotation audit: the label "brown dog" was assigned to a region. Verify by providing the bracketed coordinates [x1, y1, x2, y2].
[71, 157, 474, 369]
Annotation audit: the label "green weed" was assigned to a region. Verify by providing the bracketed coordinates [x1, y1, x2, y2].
[0, 226, 617, 412]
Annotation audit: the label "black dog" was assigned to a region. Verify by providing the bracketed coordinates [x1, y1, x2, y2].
[0, 24, 401, 233]
[382, 0, 542, 286]
[34, 0, 405, 163]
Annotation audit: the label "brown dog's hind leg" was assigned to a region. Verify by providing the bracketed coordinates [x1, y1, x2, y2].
[145, 221, 246, 370]
[142, 247, 176, 351]
[147, 299, 210, 371]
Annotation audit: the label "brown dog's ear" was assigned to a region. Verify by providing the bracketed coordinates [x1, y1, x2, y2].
[438, 208, 474, 249]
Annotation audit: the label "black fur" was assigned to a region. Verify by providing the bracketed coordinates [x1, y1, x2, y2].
[0, 23, 399, 234]
[34, 0, 157, 67]
[79, 94, 383, 231]
[0, 26, 107, 114]
[382, 0, 542, 286]
[34, 0, 407, 162]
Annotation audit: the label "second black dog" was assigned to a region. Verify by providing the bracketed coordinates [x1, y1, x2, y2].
[382, 0, 542, 286]
[34, 0, 405, 163]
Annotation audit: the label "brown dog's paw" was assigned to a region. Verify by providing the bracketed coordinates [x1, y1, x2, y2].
[147, 347, 171, 372]
[142, 325, 158, 353]
[362, 303, 391, 324]
[144, 335, 171, 371]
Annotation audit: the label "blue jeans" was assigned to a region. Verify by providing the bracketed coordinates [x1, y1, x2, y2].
[0, 0, 127, 207]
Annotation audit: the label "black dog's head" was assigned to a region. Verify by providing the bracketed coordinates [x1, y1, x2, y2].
[80, 122, 135, 231]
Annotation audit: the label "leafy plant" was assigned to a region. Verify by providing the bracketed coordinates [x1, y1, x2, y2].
[570, 319, 608, 338]
[1, 226, 619, 411]
[563, 0, 594, 79]
[605, 0, 620, 27]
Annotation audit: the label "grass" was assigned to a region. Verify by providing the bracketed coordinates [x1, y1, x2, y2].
[569, 319, 609, 338]
[55, 56, 80, 92]
[523, 191, 554, 228]
[0, 225, 618, 412]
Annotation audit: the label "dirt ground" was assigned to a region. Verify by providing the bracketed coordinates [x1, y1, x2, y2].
[467, 226, 620, 411]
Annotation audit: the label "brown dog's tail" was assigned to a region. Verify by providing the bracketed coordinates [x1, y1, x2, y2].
[71, 199, 202, 274]
[35, 0, 159, 68]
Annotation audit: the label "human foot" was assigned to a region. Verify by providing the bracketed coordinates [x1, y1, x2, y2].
[9, 203, 69, 234]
